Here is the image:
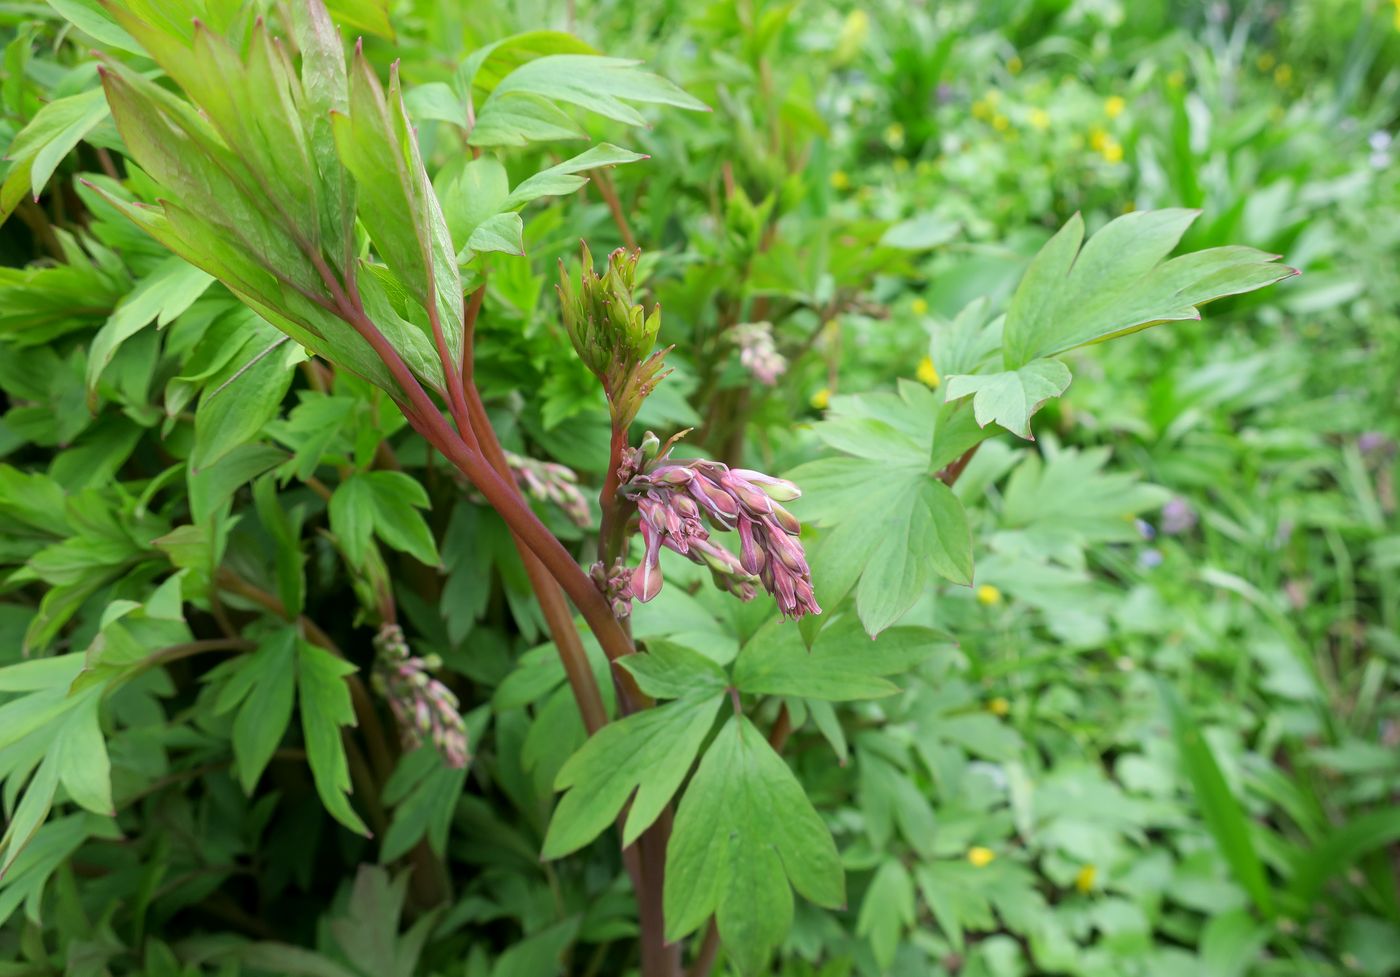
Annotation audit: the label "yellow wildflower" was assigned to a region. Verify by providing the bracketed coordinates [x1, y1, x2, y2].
[1123, 200, 1137, 213]
[1274, 64, 1293, 86]
[1007, 55, 1023, 75]
[967, 847, 996, 868]
[1028, 107, 1050, 131]
[992, 113, 1010, 132]
[810, 387, 831, 410]
[971, 98, 991, 120]
[916, 356, 939, 388]
[884, 122, 906, 149]
[987, 697, 1010, 716]
[1100, 138, 1123, 164]
[1076, 864, 1097, 892]
[976, 584, 1002, 606]
[1256, 51, 1276, 72]
[829, 170, 849, 190]
[910, 297, 928, 316]
[1104, 95, 1126, 119]
[1089, 128, 1108, 151]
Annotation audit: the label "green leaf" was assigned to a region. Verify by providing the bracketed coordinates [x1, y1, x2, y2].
[466, 92, 586, 147]
[664, 715, 844, 974]
[502, 144, 647, 209]
[734, 615, 951, 701]
[542, 693, 724, 857]
[1158, 680, 1274, 917]
[381, 749, 467, 862]
[297, 641, 369, 836]
[324, 0, 393, 39]
[789, 383, 975, 635]
[86, 256, 214, 399]
[616, 641, 729, 700]
[43, 1, 143, 54]
[1289, 808, 1400, 910]
[191, 335, 298, 472]
[330, 471, 439, 569]
[221, 629, 297, 794]
[465, 212, 525, 257]
[54, 691, 111, 817]
[1200, 909, 1269, 977]
[1, 86, 110, 222]
[1001, 209, 1297, 367]
[855, 479, 972, 635]
[943, 359, 1071, 440]
[472, 54, 705, 147]
[331, 53, 462, 389]
[856, 860, 916, 970]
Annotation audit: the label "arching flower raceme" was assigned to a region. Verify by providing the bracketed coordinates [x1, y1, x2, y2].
[372, 624, 469, 768]
[618, 444, 820, 620]
[507, 451, 591, 527]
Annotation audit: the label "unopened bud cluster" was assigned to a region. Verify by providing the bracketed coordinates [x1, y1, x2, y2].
[372, 624, 468, 768]
[507, 451, 591, 527]
[619, 440, 820, 620]
[557, 244, 670, 428]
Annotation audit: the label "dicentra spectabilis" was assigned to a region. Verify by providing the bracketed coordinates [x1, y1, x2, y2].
[372, 624, 469, 768]
[619, 442, 820, 620]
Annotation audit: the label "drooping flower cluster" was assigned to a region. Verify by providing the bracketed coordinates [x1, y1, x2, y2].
[371, 624, 468, 768]
[618, 447, 820, 620]
[729, 321, 787, 386]
[506, 451, 591, 527]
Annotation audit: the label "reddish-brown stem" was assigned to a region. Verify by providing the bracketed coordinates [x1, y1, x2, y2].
[456, 297, 646, 724]
[937, 442, 982, 487]
[460, 383, 611, 735]
[592, 167, 637, 250]
[598, 424, 631, 565]
[686, 925, 721, 977]
[461, 284, 485, 388]
[307, 252, 638, 670]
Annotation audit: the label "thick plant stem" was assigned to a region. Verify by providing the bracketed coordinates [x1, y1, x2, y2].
[598, 424, 632, 566]
[460, 387, 611, 735]
[637, 811, 682, 977]
[453, 287, 610, 734]
[312, 257, 638, 670]
[325, 270, 672, 974]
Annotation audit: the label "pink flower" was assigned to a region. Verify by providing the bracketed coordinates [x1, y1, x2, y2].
[618, 448, 820, 620]
[372, 625, 469, 768]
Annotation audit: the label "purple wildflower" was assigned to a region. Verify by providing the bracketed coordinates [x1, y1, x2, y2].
[618, 444, 819, 620]
[372, 624, 469, 768]
[1359, 432, 1395, 457]
[1138, 548, 1163, 569]
[1160, 497, 1197, 536]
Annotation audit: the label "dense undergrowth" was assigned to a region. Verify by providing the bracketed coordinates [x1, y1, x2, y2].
[0, 1, 1396, 975]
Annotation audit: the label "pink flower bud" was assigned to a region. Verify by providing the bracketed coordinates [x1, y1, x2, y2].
[732, 469, 802, 502]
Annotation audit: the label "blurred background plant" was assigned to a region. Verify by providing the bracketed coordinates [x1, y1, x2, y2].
[0, 0, 1396, 975]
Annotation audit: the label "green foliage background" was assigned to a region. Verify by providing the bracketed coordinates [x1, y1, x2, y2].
[0, 0, 1397, 975]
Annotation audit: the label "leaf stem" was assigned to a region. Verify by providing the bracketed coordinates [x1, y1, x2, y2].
[591, 167, 638, 250]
